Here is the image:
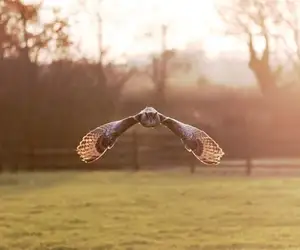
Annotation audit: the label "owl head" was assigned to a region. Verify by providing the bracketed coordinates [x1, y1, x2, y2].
[135, 107, 163, 128]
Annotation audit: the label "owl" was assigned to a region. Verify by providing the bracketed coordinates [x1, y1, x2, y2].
[76, 107, 224, 165]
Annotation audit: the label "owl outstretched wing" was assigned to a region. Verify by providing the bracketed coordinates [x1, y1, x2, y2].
[161, 117, 224, 165]
[76, 116, 138, 163]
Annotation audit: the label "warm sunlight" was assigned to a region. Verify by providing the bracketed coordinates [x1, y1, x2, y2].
[25, 0, 300, 63]
[37, 0, 241, 61]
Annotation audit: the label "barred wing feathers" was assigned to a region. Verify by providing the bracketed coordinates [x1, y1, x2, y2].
[76, 117, 138, 163]
[161, 117, 224, 165]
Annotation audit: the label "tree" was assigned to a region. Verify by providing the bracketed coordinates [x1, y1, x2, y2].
[1, 0, 71, 62]
[142, 25, 174, 108]
[74, 0, 139, 116]
[0, 0, 72, 168]
[277, 1, 300, 81]
[216, 0, 300, 97]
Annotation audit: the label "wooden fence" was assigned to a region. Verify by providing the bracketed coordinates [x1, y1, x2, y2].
[1, 127, 300, 175]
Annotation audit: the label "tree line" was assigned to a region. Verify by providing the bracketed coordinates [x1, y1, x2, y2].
[0, 0, 299, 171]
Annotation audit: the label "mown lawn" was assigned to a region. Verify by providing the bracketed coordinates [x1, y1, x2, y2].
[0, 171, 300, 250]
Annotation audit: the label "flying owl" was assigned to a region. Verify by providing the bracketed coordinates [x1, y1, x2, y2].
[76, 107, 224, 165]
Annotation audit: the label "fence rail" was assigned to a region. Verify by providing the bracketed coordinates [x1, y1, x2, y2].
[1, 129, 300, 174]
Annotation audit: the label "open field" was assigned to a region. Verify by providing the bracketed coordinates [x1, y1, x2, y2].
[1, 171, 300, 250]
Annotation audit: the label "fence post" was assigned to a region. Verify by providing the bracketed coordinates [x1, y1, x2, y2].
[190, 158, 196, 173]
[246, 156, 252, 176]
[132, 130, 140, 171]
[243, 115, 252, 176]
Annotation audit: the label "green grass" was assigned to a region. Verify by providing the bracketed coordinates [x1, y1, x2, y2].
[1, 171, 300, 250]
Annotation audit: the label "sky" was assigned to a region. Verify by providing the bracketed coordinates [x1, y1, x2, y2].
[38, 0, 247, 62]
[22, 0, 300, 87]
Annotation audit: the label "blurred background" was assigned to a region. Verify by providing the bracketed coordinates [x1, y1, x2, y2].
[1, 0, 300, 175]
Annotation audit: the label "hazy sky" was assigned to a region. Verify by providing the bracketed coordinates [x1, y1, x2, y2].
[38, 0, 247, 62]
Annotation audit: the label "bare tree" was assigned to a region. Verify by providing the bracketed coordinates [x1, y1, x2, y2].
[75, 0, 139, 116]
[142, 24, 174, 108]
[277, 1, 300, 81]
[216, 0, 300, 97]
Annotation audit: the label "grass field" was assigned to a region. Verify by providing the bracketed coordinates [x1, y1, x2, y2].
[1, 171, 300, 250]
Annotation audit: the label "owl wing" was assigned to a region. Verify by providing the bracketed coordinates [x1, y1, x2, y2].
[76, 116, 138, 163]
[161, 117, 224, 165]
